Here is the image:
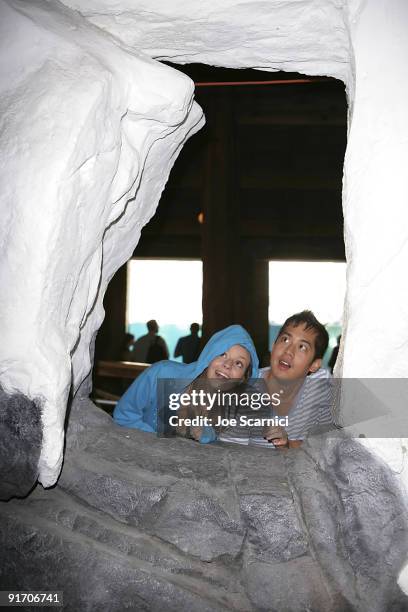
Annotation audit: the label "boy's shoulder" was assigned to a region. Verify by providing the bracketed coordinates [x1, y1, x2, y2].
[309, 367, 332, 380]
[302, 368, 332, 405]
[258, 366, 331, 379]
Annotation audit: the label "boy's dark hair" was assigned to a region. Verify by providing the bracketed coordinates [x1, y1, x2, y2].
[278, 310, 329, 360]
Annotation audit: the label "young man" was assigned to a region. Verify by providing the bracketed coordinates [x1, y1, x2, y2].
[218, 310, 332, 448]
[261, 310, 332, 448]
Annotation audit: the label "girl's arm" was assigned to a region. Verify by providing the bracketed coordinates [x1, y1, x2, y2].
[113, 367, 157, 432]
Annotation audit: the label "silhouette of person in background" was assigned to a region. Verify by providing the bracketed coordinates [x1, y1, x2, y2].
[120, 332, 135, 361]
[174, 323, 201, 363]
[131, 320, 169, 364]
[328, 335, 341, 373]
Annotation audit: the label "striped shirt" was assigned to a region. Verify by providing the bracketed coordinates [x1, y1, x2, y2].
[218, 367, 333, 448]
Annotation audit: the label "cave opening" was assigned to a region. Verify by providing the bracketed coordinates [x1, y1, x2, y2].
[95, 64, 347, 389]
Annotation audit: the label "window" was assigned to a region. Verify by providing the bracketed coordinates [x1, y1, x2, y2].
[269, 261, 346, 364]
[127, 259, 203, 359]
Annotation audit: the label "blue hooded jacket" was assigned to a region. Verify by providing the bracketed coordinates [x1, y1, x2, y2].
[113, 325, 259, 442]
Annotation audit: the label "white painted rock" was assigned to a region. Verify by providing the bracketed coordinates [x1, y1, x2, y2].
[61, 0, 351, 83]
[0, 0, 203, 488]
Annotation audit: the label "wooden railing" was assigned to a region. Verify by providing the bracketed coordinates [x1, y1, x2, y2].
[95, 360, 150, 379]
[93, 360, 150, 406]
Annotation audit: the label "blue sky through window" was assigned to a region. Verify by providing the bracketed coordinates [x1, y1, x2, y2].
[127, 259, 203, 359]
[126, 258, 346, 364]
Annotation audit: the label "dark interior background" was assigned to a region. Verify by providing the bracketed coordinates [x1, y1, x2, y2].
[96, 64, 347, 367]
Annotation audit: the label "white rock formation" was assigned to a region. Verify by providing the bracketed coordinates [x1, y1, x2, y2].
[340, 0, 408, 592]
[61, 0, 352, 84]
[1, 0, 408, 588]
[56, 0, 408, 375]
[335, 9, 408, 591]
[341, 0, 408, 379]
[0, 0, 203, 487]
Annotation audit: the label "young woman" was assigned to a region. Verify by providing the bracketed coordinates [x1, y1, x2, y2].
[113, 325, 259, 443]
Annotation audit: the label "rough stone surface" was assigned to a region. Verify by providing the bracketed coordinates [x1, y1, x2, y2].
[0, 386, 42, 500]
[243, 556, 352, 612]
[0, 399, 407, 611]
[287, 434, 408, 612]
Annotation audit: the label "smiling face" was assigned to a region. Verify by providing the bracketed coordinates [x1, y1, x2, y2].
[270, 323, 321, 382]
[206, 344, 251, 385]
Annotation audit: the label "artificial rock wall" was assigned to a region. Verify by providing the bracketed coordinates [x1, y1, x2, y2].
[1, 0, 408, 558]
[2, 0, 408, 602]
[3, 398, 406, 611]
[61, 0, 352, 83]
[0, 0, 203, 490]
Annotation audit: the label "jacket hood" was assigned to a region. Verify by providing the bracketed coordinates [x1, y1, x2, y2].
[192, 324, 259, 379]
[149, 324, 259, 383]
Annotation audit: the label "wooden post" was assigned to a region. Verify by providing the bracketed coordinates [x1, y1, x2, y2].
[201, 88, 240, 340]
